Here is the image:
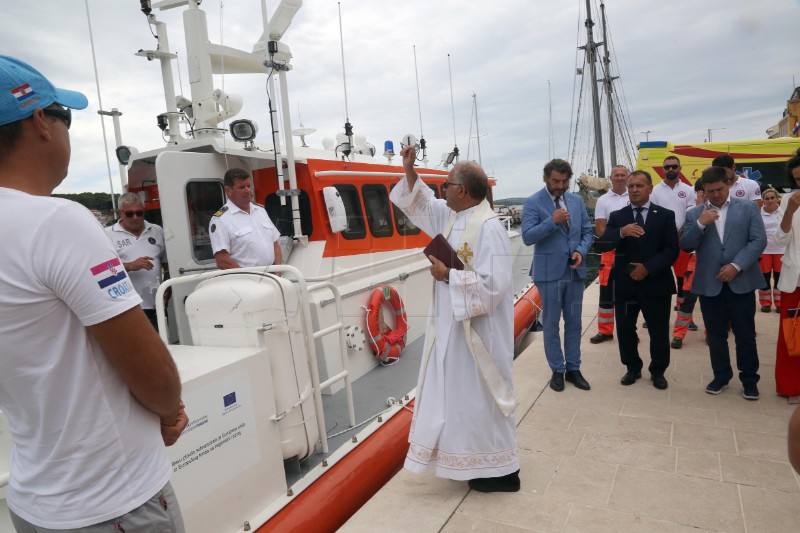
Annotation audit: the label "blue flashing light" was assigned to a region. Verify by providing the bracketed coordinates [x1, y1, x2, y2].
[384, 140, 395, 156]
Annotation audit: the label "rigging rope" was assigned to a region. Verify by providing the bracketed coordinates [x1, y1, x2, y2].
[567, 0, 584, 160]
[83, 0, 117, 211]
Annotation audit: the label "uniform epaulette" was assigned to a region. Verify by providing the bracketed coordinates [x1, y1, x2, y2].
[212, 205, 228, 217]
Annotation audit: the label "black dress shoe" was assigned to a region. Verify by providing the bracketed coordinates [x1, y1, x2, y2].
[620, 370, 641, 385]
[468, 469, 521, 493]
[590, 332, 613, 344]
[652, 375, 669, 390]
[550, 372, 565, 392]
[565, 370, 591, 390]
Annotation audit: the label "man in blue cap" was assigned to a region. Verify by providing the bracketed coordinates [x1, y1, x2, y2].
[0, 56, 187, 531]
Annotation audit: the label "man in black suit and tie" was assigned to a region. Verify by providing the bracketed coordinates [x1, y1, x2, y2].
[596, 170, 680, 389]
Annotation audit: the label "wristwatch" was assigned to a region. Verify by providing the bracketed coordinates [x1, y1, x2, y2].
[443, 268, 451, 284]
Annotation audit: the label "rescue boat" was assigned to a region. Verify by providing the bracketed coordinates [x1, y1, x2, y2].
[0, 1, 541, 531]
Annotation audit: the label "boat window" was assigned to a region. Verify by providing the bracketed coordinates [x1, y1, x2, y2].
[362, 184, 394, 238]
[264, 190, 313, 237]
[389, 184, 421, 236]
[429, 184, 440, 199]
[333, 184, 366, 239]
[186, 181, 226, 262]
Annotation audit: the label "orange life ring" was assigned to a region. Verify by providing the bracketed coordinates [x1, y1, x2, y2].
[366, 286, 408, 364]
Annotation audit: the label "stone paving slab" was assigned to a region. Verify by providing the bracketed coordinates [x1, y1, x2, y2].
[340, 279, 800, 532]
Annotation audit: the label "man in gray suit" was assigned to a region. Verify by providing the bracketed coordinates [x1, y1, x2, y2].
[681, 166, 767, 400]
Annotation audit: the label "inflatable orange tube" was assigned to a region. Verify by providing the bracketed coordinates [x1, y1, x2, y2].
[258, 400, 414, 533]
[513, 283, 541, 346]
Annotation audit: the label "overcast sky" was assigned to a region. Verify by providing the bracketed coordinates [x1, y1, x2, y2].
[3, 0, 798, 199]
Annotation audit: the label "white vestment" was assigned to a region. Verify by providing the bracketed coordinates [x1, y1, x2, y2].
[390, 176, 518, 480]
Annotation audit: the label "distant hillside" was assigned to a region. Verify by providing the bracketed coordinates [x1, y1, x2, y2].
[53, 192, 119, 212]
[494, 197, 526, 206]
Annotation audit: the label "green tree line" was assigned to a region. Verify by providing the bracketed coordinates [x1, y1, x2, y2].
[52, 192, 119, 212]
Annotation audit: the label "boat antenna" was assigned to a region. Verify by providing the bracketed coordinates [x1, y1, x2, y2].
[472, 93, 483, 167]
[84, 0, 117, 211]
[412, 45, 428, 166]
[337, 2, 354, 159]
[446, 53, 459, 166]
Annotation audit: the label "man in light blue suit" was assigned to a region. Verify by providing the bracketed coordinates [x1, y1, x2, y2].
[681, 166, 767, 400]
[522, 159, 594, 391]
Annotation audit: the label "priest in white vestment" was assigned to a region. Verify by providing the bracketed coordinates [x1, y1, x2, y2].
[390, 146, 519, 492]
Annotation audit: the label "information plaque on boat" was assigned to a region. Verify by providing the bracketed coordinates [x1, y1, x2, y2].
[423, 234, 465, 270]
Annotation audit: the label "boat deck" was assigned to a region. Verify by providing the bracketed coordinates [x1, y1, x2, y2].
[341, 279, 800, 532]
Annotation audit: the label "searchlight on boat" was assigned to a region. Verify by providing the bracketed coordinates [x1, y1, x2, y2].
[229, 119, 258, 150]
[115, 145, 138, 166]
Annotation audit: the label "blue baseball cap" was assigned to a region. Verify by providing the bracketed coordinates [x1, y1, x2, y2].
[0, 55, 88, 127]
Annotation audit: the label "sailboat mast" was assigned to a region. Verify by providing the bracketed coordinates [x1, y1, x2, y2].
[600, 0, 618, 168]
[582, 0, 605, 177]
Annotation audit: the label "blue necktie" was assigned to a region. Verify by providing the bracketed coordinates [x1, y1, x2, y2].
[634, 206, 645, 227]
[555, 196, 570, 232]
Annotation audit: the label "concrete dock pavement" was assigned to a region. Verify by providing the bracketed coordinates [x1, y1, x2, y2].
[340, 279, 800, 532]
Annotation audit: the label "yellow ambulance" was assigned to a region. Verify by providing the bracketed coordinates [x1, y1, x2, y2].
[636, 138, 800, 191]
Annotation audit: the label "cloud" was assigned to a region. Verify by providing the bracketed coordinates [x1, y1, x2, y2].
[2, 0, 798, 199]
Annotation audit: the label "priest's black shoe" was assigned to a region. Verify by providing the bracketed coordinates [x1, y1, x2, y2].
[550, 372, 565, 392]
[652, 374, 668, 390]
[620, 370, 641, 385]
[468, 470, 521, 493]
[565, 370, 591, 390]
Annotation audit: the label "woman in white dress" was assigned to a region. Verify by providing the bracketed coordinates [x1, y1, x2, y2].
[758, 188, 785, 312]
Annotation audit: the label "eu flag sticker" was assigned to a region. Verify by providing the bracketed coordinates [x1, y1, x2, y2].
[223, 392, 237, 408]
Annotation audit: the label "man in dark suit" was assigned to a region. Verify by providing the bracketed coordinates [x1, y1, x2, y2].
[596, 171, 680, 389]
[681, 166, 767, 400]
[522, 159, 594, 392]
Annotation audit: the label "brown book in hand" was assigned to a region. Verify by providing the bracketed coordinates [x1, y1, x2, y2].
[423, 234, 465, 270]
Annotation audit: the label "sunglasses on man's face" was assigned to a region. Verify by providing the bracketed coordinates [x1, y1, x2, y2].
[663, 164, 680, 171]
[124, 210, 145, 218]
[43, 106, 72, 129]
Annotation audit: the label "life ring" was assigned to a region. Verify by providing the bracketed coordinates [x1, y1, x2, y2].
[366, 286, 408, 364]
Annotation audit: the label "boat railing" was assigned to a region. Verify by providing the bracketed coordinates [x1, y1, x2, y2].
[155, 265, 356, 455]
[497, 215, 513, 232]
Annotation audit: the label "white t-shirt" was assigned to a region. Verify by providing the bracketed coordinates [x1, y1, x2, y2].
[209, 199, 281, 267]
[593, 190, 630, 221]
[0, 188, 171, 529]
[761, 207, 786, 255]
[106, 221, 168, 309]
[729, 176, 761, 202]
[650, 180, 696, 231]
